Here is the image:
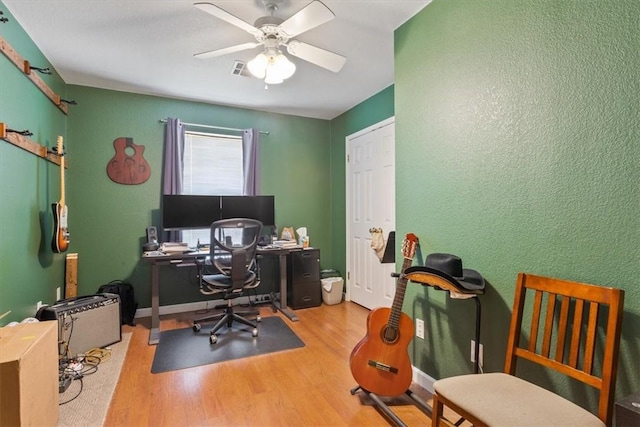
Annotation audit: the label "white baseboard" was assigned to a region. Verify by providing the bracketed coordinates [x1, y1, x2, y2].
[412, 366, 436, 394]
[134, 296, 255, 318]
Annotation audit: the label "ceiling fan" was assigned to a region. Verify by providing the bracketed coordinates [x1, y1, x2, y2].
[194, 0, 347, 83]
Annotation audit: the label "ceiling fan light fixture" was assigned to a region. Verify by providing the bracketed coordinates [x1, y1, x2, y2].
[248, 49, 295, 84]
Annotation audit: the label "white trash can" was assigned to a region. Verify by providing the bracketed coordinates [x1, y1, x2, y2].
[321, 277, 343, 305]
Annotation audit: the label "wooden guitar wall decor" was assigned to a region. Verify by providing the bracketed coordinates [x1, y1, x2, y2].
[52, 136, 70, 253]
[349, 233, 419, 397]
[106, 137, 151, 185]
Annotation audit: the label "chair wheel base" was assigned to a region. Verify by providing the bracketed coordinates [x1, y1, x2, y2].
[210, 334, 218, 344]
[193, 323, 201, 332]
[252, 328, 258, 337]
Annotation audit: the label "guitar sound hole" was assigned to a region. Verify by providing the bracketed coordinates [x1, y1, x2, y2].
[381, 326, 399, 344]
[124, 146, 135, 156]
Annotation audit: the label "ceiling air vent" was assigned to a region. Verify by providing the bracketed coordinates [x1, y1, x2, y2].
[231, 60, 251, 77]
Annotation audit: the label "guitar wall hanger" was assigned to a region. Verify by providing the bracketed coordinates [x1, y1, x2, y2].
[0, 35, 68, 114]
[7, 128, 34, 137]
[48, 147, 65, 156]
[0, 122, 66, 167]
[24, 61, 52, 75]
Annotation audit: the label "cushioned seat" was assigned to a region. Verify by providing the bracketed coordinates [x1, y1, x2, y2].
[434, 372, 604, 427]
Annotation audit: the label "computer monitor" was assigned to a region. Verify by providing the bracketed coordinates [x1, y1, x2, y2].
[221, 195, 275, 227]
[162, 195, 221, 230]
[162, 194, 275, 230]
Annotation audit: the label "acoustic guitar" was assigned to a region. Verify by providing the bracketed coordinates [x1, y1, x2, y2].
[51, 136, 69, 253]
[349, 233, 419, 396]
[106, 137, 151, 185]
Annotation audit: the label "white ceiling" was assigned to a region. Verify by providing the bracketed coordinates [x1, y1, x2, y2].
[3, 0, 430, 120]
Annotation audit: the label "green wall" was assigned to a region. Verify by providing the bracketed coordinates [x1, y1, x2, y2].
[0, 2, 68, 321]
[395, 0, 639, 407]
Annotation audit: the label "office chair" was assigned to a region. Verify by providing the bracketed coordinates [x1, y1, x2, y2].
[431, 273, 625, 427]
[192, 218, 263, 344]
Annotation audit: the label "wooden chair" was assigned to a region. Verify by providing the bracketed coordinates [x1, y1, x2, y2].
[431, 273, 624, 427]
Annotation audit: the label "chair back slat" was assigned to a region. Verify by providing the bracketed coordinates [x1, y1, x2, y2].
[583, 302, 599, 374]
[529, 290, 544, 352]
[541, 293, 556, 357]
[505, 273, 624, 426]
[568, 298, 584, 368]
[554, 296, 570, 362]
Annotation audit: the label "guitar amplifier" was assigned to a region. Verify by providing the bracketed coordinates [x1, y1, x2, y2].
[36, 293, 122, 356]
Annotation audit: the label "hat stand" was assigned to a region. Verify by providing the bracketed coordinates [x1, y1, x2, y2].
[404, 273, 483, 374]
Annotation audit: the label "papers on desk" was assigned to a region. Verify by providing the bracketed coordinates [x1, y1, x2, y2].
[160, 242, 189, 253]
[142, 250, 165, 257]
[272, 240, 301, 249]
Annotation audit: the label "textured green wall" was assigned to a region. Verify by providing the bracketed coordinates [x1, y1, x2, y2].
[66, 85, 331, 308]
[329, 85, 395, 275]
[0, 2, 68, 322]
[396, 0, 639, 406]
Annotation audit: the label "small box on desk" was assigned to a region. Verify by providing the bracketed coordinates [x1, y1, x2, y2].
[0, 321, 59, 426]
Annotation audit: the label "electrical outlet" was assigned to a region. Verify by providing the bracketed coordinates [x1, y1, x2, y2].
[56, 287, 61, 301]
[471, 340, 484, 366]
[415, 318, 425, 339]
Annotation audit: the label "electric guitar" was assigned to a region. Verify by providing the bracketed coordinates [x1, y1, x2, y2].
[51, 136, 69, 253]
[349, 233, 419, 396]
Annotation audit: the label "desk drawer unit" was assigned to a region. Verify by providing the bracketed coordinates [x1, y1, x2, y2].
[287, 249, 321, 309]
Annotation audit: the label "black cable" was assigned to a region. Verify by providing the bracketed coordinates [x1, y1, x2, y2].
[58, 346, 110, 405]
[59, 374, 83, 405]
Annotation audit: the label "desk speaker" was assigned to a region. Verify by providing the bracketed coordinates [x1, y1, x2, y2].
[36, 294, 122, 356]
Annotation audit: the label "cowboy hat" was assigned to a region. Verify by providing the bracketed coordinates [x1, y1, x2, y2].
[404, 253, 485, 297]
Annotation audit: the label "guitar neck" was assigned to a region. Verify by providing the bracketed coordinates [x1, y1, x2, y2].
[388, 256, 413, 330]
[59, 152, 65, 205]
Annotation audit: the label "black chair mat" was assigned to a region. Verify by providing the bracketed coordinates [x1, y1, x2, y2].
[151, 316, 305, 373]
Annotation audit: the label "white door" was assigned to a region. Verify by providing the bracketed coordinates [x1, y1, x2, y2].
[346, 118, 395, 309]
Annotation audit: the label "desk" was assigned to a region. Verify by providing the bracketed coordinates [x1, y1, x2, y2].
[257, 247, 300, 322]
[142, 247, 299, 345]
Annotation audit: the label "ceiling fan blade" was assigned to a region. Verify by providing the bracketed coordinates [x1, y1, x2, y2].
[194, 2, 260, 36]
[194, 42, 261, 59]
[286, 40, 346, 73]
[279, 1, 335, 38]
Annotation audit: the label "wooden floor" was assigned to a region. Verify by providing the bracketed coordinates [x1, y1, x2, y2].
[104, 301, 437, 426]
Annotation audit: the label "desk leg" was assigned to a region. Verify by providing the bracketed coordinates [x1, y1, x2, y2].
[275, 253, 298, 322]
[149, 263, 160, 345]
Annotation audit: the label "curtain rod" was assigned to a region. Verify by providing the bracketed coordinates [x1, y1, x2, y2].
[158, 119, 269, 135]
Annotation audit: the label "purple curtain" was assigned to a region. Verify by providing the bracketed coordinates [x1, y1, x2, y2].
[162, 118, 184, 242]
[242, 128, 260, 195]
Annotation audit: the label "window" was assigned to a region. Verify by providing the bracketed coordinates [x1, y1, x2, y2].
[182, 131, 243, 245]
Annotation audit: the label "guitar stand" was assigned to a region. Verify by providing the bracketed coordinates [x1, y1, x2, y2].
[350, 385, 432, 427]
